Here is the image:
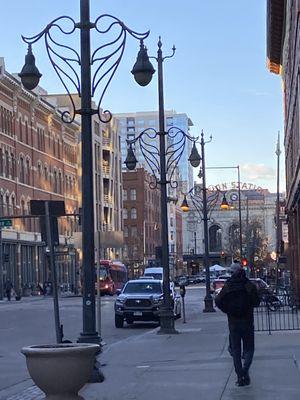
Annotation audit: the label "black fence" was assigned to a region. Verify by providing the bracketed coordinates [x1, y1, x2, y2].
[254, 293, 300, 333]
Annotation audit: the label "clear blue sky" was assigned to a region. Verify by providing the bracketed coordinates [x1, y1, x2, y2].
[0, 1, 284, 192]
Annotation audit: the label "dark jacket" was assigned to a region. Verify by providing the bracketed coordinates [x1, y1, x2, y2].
[215, 271, 260, 322]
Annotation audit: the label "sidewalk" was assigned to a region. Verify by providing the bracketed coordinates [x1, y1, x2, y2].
[3, 308, 300, 400]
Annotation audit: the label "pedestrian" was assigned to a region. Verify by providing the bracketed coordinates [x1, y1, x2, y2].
[4, 279, 13, 301]
[215, 261, 260, 387]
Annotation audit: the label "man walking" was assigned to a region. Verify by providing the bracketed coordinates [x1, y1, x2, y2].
[4, 279, 13, 301]
[215, 261, 260, 386]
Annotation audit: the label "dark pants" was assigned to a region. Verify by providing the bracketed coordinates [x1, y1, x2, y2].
[229, 320, 254, 378]
[5, 289, 11, 301]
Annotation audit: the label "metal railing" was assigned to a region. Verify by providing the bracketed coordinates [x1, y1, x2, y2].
[254, 292, 300, 333]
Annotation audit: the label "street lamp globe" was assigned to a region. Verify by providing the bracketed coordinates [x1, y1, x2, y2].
[180, 195, 190, 213]
[19, 45, 42, 91]
[131, 40, 155, 86]
[124, 145, 138, 170]
[188, 142, 201, 168]
[220, 193, 230, 210]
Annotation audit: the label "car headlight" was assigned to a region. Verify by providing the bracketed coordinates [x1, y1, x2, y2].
[153, 296, 163, 304]
[116, 298, 125, 304]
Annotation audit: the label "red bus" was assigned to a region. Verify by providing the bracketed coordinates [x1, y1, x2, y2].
[97, 260, 127, 295]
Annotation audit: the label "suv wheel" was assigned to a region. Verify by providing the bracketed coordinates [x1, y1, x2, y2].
[115, 314, 124, 328]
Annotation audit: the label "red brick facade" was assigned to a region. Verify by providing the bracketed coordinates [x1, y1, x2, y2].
[122, 168, 161, 277]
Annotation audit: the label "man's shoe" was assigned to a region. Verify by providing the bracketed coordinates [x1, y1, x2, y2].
[243, 372, 251, 386]
[235, 378, 244, 387]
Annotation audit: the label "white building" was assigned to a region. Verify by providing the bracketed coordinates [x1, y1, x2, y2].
[182, 186, 281, 272]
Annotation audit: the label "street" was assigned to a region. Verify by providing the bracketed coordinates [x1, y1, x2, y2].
[0, 285, 205, 395]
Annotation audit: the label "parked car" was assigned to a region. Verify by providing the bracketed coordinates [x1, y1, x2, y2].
[213, 277, 271, 299]
[211, 278, 228, 296]
[249, 278, 271, 295]
[175, 275, 189, 287]
[114, 279, 181, 328]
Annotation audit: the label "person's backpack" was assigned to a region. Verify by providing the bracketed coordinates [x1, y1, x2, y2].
[223, 287, 252, 318]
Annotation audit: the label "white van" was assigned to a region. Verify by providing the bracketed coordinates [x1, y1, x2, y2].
[143, 267, 175, 290]
[143, 267, 163, 280]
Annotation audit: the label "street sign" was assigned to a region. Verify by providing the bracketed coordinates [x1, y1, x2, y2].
[0, 219, 12, 228]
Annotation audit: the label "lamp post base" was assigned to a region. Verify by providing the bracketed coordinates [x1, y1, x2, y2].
[157, 307, 179, 335]
[203, 296, 216, 313]
[77, 332, 104, 382]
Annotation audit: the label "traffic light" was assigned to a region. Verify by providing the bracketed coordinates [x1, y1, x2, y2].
[241, 258, 248, 267]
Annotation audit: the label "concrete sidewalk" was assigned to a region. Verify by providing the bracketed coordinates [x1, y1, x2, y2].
[3, 309, 300, 400]
[81, 311, 300, 400]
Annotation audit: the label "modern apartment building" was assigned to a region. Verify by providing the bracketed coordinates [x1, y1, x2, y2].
[0, 57, 79, 297]
[266, 1, 300, 294]
[114, 110, 194, 191]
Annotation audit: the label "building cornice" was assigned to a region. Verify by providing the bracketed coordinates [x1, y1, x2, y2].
[266, 0, 285, 74]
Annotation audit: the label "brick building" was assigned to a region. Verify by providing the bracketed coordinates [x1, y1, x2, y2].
[266, 1, 300, 295]
[122, 168, 161, 278]
[0, 57, 79, 297]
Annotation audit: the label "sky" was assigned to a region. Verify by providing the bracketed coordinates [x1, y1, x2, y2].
[0, 1, 284, 193]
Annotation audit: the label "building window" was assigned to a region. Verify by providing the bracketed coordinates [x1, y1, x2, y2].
[5, 151, 9, 177]
[131, 208, 137, 219]
[123, 208, 128, 219]
[209, 225, 222, 252]
[131, 226, 137, 237]
[26, 159, 30, 185]
[130, 189, 136, 201]
[123, 189, 127, 201]
[20, 156, 25, 183]
[166, 117, 173, 126]
[170, 217, 174, 227]
[126, 117, 135, 126]
[124, 226, 128, 237]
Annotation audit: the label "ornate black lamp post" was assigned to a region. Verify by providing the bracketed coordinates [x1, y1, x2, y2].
[126, 38, 201, 334]
[180, 131, 220, 312]
[19, 0, 152, 349]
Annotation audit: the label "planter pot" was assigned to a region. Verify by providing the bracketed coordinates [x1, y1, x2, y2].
[21, 343, 100, 400]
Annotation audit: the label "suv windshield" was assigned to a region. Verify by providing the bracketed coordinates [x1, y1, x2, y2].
[123, 282, 162, 294]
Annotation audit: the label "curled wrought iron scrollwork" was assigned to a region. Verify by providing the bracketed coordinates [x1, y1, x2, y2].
[127, 126, 198, 189]
[189, 189, 221, 221]
[22, 13, 150, 124]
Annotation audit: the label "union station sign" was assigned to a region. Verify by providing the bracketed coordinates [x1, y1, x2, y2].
[207, 182, 263, 192]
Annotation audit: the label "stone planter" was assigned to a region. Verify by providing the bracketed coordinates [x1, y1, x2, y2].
[21, 343, 100, 400]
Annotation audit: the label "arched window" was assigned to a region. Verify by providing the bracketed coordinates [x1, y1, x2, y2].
[131, 208, 137, 219]
[5, 150, 9, 177]
[19, 117, 23, 142]
[209, 225, 222, 252]
[0, 193, 3, 216]
[53, 170, 58, 193]
[25, 120, 29, 144]
[11, 153, 16, 179]
[20, 156, 25, 183]
[11, 195, 16, 214]
[0, 148, 3, 175]
[26, 158, 30, 185]
[44, 166, 48, 181]
[58, 171, 62, 194]
[5, 193, 10, 215]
